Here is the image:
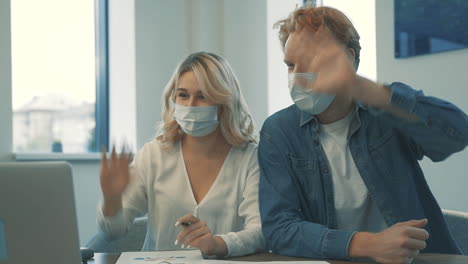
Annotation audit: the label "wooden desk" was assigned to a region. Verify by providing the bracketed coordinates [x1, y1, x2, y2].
[86, 252, 468, 264]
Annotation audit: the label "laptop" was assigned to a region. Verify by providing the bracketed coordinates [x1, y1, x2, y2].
[0, 162, 81, 264]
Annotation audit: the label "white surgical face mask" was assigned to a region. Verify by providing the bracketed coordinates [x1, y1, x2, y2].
[288, 72, 335, 115]
[173, 104, 219, 137]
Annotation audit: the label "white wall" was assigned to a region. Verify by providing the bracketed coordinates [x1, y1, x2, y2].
[322, 0, 376, 80]
[134, 0, 269, 146]
[134, 0, 189, 148]
[0, 0, 12, 162]
[109, 0, 137, 150]
[267, 0, 298, 114]
[188, 0, 224, 54]
[376, 1, 468, 212]
[223, 0, 269, 127]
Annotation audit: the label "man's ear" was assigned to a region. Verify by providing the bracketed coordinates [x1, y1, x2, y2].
[347, 48, 356, 70]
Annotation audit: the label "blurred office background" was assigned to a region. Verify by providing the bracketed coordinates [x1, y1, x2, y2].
[0, 0, 467, 246]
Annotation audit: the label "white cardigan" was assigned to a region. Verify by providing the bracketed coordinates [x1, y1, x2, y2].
[97, 139, 265, 257]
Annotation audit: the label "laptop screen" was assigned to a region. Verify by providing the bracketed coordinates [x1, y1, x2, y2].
[0, 162, 82, 264]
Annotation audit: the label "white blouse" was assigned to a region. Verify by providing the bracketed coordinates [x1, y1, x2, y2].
[97, 139, 265, 257]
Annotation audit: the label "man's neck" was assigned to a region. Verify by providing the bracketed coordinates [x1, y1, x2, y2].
[317, 96, 354, 124]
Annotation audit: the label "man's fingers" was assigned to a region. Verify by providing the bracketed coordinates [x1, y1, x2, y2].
[403, 238, 427, 250]
[405, 226, 429, 241]
[407, 219, 428, 228]
[314, 25, 335, 47]
[408, 249, 420, 258]
[395, 219, 429, 240]
[397, 219, 428, 228]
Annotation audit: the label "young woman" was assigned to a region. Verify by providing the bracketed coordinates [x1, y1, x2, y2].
[98, 52, 265, 257]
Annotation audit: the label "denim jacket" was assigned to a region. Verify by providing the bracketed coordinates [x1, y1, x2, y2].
[258, 82, 467, 260]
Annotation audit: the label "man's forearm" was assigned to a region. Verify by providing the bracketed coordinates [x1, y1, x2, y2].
[352, 76, 391, 107]
[352, 76, 419, 120]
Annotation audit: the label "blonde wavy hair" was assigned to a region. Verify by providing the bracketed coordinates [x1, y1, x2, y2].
[158, 52, 256, 148]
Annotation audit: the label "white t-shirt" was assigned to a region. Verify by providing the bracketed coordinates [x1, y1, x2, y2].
[97, 139, 265, 257]
[319, 108, 387, 232]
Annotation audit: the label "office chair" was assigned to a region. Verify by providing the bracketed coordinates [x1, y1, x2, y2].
[86, 217, 148, 253]
[443, 209, 468, 254]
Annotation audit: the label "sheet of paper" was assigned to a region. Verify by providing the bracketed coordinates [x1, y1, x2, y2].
[116, 250, 204, 264]
[204, 261, 329, 264]
[116, 250, 329, 264]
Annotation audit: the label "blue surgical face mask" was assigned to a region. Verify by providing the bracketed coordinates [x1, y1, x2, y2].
[173, 104, 219, 137]
[288, 72, 335, 115]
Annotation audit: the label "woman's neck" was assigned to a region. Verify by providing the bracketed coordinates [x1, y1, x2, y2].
[181, 128, 231, 157]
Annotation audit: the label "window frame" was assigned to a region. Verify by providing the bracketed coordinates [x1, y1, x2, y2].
[13, 0, 109, 159]
[94, 0, 110, 153]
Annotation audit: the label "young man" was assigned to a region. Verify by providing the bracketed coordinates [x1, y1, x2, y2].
[258, 6, 468, 263]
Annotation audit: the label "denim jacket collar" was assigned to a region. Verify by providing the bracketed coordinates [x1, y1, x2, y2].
[299, 110, 316, 127]
[299, 102, 367, 137]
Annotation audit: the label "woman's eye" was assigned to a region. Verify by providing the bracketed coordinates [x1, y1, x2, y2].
[178, 93, 188, 98]
[198, 94, 206, 100]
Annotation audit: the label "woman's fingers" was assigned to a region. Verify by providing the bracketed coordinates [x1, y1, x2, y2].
[181, 226, 210, 248]
[175, 221, 203, 246]
[117, 153, 127, 173]
[119, 144, 128, 167]
[110, 145, 117, 170]
[103, 144, 131, 174]
[174, 215, 204, 246]
[175, 214, 200, 227]
[101, 146, 108, 170]
[100, 144, 131, 187]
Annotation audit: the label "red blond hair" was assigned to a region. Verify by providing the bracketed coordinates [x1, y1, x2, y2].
[275, 6, 361, 69]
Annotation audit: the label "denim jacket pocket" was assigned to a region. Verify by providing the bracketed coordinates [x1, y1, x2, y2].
[287, 153, 321, 214]
[369, 128, 395, 151]
[289, 153, 317, 170]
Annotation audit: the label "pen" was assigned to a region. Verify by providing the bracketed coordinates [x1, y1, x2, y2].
[175, 206, 199, 227]
[174, 206, 199, 246]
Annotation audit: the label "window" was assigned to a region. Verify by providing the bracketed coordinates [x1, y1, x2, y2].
[11, 0, 109, 153]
